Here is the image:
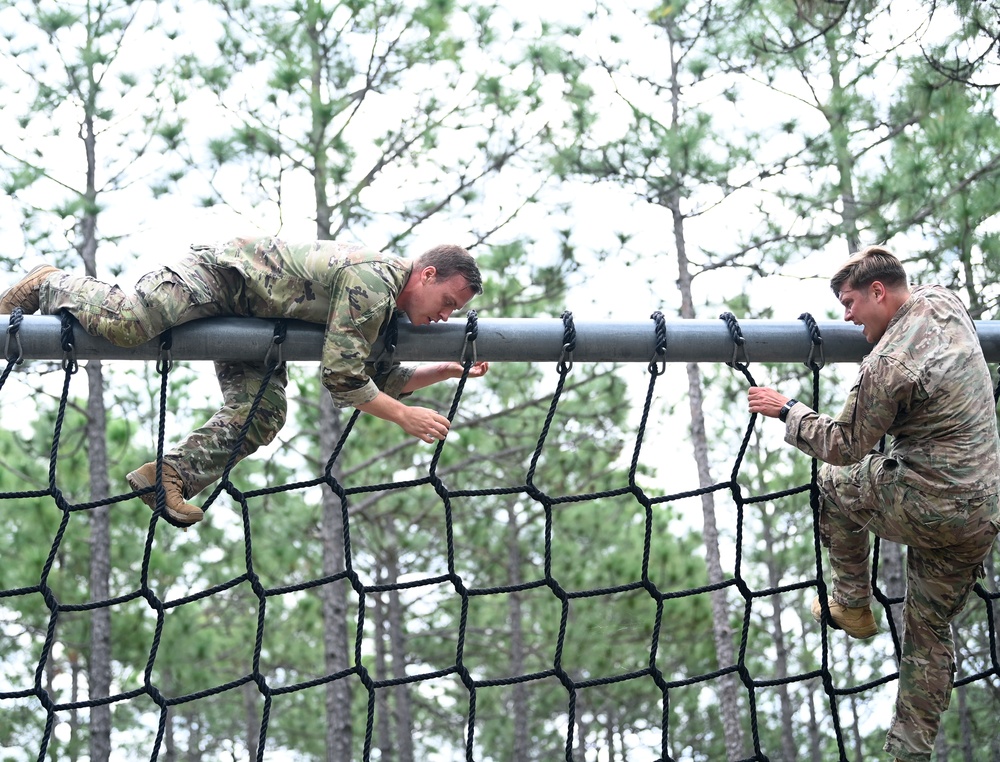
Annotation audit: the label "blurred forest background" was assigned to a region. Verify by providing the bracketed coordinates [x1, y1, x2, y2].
[1, 0, 999, 759]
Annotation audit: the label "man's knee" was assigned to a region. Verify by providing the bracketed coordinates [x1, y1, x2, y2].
[242, 384, 288, 452]
[817, 462, 838, 502]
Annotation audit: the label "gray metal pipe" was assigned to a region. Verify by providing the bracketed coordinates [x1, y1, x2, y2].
[6, 314, 1000, 364]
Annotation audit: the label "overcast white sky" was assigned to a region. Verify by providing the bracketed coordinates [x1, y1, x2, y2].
[0, 0, 899, 321]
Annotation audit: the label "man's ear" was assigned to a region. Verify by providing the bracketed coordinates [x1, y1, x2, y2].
[871, 281, 885, 301]
[421, 265, 437, 283]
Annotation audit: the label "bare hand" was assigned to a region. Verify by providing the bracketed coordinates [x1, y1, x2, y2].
[437, 361, 489, 379]
[747, 386, 791, 419]
[465, 361, 489, 378]
[400, 405, 452, 443]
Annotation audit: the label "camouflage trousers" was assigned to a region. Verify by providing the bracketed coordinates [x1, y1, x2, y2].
[38, 255, 288, 498]
[818, 454, 1000, 762]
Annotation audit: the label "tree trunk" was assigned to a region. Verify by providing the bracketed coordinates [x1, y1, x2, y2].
[507, 505, 530, 762]
[825, 33, 862, 255]
[164, 673, 176, 762]
[808, 690, 822, 761]
[86, 360, 112, 762]
[387, 547, 414, 762]
[374, 588, 394, 760]
[79, 201, 111, 762]
[183, 707, 199, 762]
[934, 724, 950, 761]
[953, 622, 974, 762]
[674, 201, 745, 758]
[320, 393, 353, 762]
[69, 650, 80, 762]
[845, 640, 864, 761]
[761, 515, 797, 762]
[575, 699, 588, 759]
[243, 680, 260, 760]
[687, 360, 746, 759]
[605, 712, 616, 761]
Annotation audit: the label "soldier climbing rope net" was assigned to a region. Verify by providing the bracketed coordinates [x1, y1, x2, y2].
[1, 308, 999, 761]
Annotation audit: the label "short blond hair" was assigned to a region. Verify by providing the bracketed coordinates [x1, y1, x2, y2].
[830, 246, 907, 296]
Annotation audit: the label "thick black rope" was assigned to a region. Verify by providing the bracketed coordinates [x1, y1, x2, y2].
[4, 306, 24, 365]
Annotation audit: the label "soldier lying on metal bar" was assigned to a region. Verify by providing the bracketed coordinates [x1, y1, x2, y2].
[1, 237, 489, 527]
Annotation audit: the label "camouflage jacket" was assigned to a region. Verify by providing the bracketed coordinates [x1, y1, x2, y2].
[785, 285, 1000, 497]
[188, 237, 415, 408]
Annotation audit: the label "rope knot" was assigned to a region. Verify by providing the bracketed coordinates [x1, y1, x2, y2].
[558, 310, 576, 373]
[462, 310, 479, 365]
[5, 307, 24, 365]
[799, 312, 825, 370]
[719, 311, 749, 369]
[58, 310, 77, 374]
[649, 310, 666, 375]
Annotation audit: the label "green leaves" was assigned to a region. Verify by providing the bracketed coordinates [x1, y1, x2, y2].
[36, 7, 80, 35]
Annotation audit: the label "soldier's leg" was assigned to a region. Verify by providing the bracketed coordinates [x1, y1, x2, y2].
[883, 495, 999, 762]
[816, 456, 895, 607]
[39, 255, 242, 347]
[163, 360, 289, 498]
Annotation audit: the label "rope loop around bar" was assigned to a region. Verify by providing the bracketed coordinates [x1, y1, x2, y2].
[719, 311, 749, 369]
[799, 312, 826, 371]
[156, 330, 173, 375]
[558, 310, 576, 374]
[648, 310, 666, 376]
[264, 320, 287, 370]
[5, 308, 23, 365]
[461, 310, 479, 365]
[58, 311, 77, 374]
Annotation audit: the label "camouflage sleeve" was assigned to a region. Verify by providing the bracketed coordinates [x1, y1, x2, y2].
[321, 266, 400, 409]
[366, 361, 416, 400]
[784, 356, 924, 465]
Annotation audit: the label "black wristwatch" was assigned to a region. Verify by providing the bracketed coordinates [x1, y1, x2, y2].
[778, 399, 798, 423]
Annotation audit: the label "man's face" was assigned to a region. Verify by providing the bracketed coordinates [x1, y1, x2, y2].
[838, 283, 891, 343]
[404, 270, 476, 326]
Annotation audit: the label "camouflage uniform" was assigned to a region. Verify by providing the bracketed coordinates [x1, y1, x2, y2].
[38, 237, 415, 496]
[784, 285, 1000, 762]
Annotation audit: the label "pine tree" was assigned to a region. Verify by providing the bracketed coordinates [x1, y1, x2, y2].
[0, 1, 189, 758]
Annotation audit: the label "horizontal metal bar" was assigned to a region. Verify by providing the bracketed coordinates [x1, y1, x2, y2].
[6, 314, 1000, 364]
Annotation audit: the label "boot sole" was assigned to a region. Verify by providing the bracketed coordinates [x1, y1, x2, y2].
[126, 468, 204, 525]
[825, 619, 878, 639]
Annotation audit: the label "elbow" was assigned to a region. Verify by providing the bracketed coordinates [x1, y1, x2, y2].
[824, 451, 866, 467]
[821, 440, 875, 467]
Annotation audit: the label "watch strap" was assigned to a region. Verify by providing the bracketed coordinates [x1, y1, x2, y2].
[778, 398, 798, 423]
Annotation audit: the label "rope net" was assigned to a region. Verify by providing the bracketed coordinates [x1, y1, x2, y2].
[1, 309, 998, 761]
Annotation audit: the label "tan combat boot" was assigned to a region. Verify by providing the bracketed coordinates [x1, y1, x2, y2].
[126, 462, 204, 526]
[0, 264, 60, 314]
[811, 596, 878, 639]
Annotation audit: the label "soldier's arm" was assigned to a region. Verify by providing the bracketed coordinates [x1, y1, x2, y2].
[401, 361, 489, 393]
[321, 267, 394, 409]
[356, 392, 451, 443]
[785, 357, 917, 465]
